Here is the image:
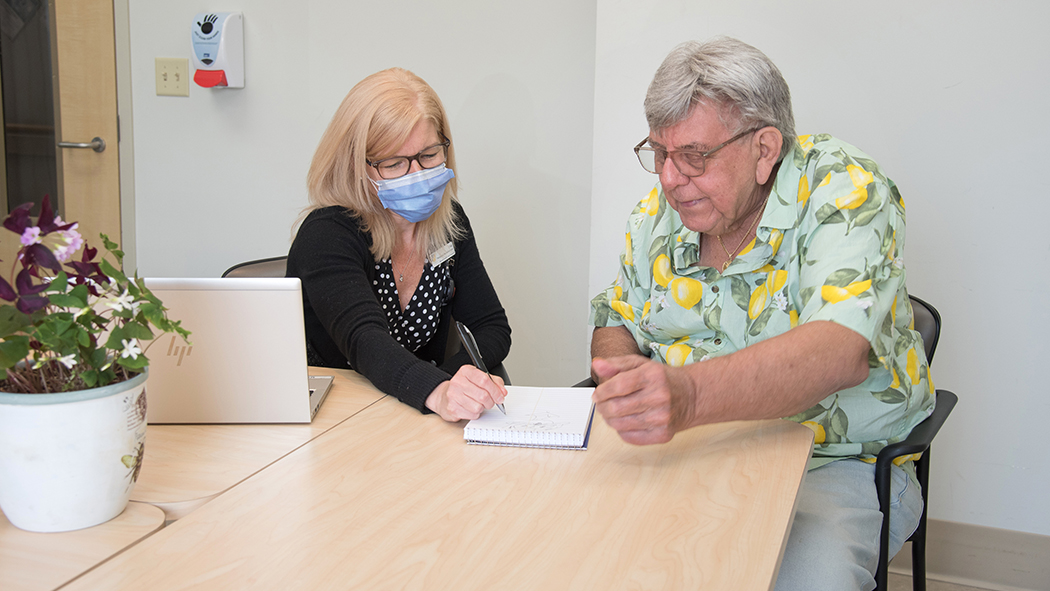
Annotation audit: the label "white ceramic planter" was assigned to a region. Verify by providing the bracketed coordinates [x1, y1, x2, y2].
[0, 370, 148, 532]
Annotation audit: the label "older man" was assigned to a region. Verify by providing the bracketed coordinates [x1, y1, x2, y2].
[589, 37, 934, 590]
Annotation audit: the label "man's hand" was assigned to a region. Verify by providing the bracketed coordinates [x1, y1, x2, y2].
[590, 356, 696, 445]
[425, 365, 507, 422]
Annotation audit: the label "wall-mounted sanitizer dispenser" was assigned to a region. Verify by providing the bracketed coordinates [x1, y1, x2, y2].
[191, 12, 243, 88]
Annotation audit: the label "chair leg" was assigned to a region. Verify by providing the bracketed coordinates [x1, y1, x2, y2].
[911, 449, 931, 591]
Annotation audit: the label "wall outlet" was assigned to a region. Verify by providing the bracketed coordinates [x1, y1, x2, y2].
[156, 58, 189, 97]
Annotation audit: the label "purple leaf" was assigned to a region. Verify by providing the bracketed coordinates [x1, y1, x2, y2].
[2, 202, 33, 235]
[22, 243, 61, 272]
[37, 195, 56, 232]
[16, 295, 49, 314]
[15, 268, 48, 296]
[0, 276, 16, 302]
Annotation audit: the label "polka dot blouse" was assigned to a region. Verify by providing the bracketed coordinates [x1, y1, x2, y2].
[372, 259, 452, 353]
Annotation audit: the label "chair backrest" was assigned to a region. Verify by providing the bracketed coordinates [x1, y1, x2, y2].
[909, 295, 941, 364]
[222, 256, 288, 278]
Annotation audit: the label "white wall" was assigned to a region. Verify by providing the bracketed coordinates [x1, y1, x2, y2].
[590, 1, 1050, 536]
[126, 0, 596, 387]
[124, 0, 1050, 540]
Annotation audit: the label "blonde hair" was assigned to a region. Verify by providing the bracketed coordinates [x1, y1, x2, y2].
[304, 68, 463, 260]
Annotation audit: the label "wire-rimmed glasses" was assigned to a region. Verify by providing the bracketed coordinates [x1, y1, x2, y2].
[634, 128, 760, 177]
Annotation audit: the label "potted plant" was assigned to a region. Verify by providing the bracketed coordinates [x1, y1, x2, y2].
[0, 197, 189, 532]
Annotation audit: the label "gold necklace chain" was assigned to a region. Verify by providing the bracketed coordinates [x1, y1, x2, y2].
[715, 207, 763, 272]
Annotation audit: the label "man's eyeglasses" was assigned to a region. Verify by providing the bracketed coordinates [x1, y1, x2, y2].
[367, 137, 450, 180]
[634, 128, 760, 177]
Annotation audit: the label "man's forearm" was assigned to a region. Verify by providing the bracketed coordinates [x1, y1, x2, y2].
[590, 326, 646, 382]
[679, 320, 871, 427]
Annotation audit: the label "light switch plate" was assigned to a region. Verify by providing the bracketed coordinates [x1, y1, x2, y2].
[156, 58, 189, 97]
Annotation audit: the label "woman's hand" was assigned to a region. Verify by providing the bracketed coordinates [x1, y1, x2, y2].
[425, 365, 507, 422]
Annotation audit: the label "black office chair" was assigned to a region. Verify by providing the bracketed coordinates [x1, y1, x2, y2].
[222, 256, 288, 278]
[221, 256, 510, 383]
[576, 296, 954, 591]
[874, 296, 956, 591]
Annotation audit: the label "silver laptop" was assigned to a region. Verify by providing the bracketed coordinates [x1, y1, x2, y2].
[142, 277, 333, 424]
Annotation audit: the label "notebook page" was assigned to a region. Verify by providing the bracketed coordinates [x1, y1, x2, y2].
[463, 386, 595, 449]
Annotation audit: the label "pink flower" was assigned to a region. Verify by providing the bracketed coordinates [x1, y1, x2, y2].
[20, 226, 41, 247]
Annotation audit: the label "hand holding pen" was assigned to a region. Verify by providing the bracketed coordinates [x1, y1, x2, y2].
[456, 321, 507, 415]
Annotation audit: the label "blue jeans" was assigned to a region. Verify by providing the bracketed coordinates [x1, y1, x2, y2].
[774, 459, 923, 591]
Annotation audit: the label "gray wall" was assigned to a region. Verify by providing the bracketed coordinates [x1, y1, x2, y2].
[124, 0, 1049, 539]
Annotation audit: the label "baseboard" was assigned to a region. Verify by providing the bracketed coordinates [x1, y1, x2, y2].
[888, 519, 1050, 591]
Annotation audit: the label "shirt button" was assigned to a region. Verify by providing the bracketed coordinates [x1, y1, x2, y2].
[712, 286, 719, 293]
[714, 338, 722, 345]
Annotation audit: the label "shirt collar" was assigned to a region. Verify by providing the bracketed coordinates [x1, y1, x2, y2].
[667, 142, 806, 275]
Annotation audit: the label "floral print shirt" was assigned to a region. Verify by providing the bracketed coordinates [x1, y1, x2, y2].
[590, 134, 935, 469]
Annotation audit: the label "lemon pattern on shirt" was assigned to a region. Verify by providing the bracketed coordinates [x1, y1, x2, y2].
[590, 133, 934, 469]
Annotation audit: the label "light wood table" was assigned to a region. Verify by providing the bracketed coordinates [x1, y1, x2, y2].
[0, 502, 164, 591]
[64, 393, 814, 590]
[132, 367, 385, 519]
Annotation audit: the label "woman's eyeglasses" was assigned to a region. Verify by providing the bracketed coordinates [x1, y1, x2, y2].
[367, 138, 450, 180]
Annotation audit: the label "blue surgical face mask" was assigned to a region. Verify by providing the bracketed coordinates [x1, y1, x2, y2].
[370, 164, 455, 223]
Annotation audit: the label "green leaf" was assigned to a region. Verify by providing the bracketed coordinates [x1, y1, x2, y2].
[0, 337, 30, 368]
[852, 203, 882, 228]
[748, 306, 775, 337]
[82, 369, 99, 388]
[118, 354, 149, 371]
[873, 388, 906, 404]
[99, 258, 128, 284]
[0, 306, 32, 338]
[647, 234, 670, 263]
[816, 203, 846, 224]
[730, 276, 750, 312]
[894, 335, 911, 357]
[105, 327, 127, 350]
[828, 407, 850, 443]
[824, 268, 861, 287]
[786, 404, 826, 423]
[44, 272, 70, 293]
[703, 304, 721, 332]
[48, 292, 88, 309]
[122, 320, 155, 341]
[799, 286, 816, 308]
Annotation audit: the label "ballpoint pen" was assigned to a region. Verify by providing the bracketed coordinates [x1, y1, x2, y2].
[455, 321, 506, 414]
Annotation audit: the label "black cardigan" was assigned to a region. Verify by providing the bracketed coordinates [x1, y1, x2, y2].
[286, 203, 511, 412]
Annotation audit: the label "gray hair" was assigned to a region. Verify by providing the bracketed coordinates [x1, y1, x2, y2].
[644, 37, 796, 161]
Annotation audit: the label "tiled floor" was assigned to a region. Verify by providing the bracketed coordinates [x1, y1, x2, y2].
[888, 573, 992, 591]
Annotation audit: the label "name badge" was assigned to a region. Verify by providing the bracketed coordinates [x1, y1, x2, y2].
[428, 242, 455, 266]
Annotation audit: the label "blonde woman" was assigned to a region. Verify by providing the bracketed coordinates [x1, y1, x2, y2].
[288, 68, 510, 422]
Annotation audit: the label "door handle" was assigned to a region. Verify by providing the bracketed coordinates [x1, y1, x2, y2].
[57, 137, 106, 153]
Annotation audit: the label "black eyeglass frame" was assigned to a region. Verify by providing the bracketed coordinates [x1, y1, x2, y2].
[366, 137, 451, 180]
[634, 127, 762, 177]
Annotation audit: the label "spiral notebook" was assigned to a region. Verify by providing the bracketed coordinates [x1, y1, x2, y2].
[463, 386, 596, 450]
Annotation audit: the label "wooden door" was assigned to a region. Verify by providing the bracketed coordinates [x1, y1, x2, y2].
[53, 0, 121, 250]
[0, 0, 120, 267]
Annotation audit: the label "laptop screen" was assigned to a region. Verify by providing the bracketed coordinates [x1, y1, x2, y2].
[142, 277, 329, 424]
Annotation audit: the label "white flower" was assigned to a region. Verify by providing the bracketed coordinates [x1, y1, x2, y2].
[105, 289, 139, 313]
[857, 300, 874, 310]
[774, 291, 788, 311]
[892, 257, 904, 269]
[655, 294, 668, 309]
[57, 354, 77, 369]
[120, 339, 142, 360]
[648, 342, 660, 353]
